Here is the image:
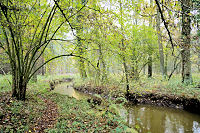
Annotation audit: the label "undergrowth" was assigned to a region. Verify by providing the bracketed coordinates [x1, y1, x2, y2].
[46, 93, 134, 133]
[0, 74, 137, 132]
[73, 73, 200, 100]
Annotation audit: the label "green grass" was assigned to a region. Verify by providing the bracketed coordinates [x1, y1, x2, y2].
[0, 74, 136, 132]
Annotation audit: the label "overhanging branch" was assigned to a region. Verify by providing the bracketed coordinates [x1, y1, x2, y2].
[28, 53, 97, 80]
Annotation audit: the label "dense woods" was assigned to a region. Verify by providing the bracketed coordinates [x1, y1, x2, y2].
[0, 0, 200, 132]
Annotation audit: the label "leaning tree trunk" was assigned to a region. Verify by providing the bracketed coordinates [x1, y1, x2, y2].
[156, 3, 166, 78]
[181, 0, 192, 84]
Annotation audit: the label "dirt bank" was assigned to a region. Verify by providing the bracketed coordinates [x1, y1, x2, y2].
[125, 92, 200, 114]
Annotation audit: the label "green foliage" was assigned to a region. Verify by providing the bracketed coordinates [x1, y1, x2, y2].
[128, 74, 200, 100]
[0, 75, 11, 92]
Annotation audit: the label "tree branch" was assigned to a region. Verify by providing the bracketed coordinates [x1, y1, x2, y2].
[154, 0, 175, 54]
[28, 53, 97, 80]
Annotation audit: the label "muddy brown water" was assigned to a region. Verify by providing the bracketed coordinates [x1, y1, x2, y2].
[54, 83, 200, 133]
[120, 105, 200, 133]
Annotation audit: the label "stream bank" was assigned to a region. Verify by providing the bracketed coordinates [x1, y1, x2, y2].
[54, 81, 200, 133]
[74, 84, 200, 114]
[47, 77, 200, 132]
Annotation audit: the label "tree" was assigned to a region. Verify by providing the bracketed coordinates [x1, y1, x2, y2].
[119, 0, 130, 93]
[147, 0, 154, 78]
[0, 0, 82, 100]
[76, 0, 87, 79]
[181, 0, 192, 84]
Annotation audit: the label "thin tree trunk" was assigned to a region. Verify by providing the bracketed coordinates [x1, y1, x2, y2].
[98, 44, 107, 82]
[148, 0, 153, 78]
[32, 65, 37, 82]
[41, 56, 45, 75]
[198, 38, 200, 72]
[148, 56, 152, 78]
[122, 40, 130, 93]
[165, 53, 168, 75]
[120, 1, 129, 93]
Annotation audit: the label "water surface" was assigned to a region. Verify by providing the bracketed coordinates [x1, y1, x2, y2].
[121, 105, 200, 133]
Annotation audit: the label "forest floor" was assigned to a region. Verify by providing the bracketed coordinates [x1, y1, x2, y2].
[0, 91, 58, 132]
[0, 75, 136, 132]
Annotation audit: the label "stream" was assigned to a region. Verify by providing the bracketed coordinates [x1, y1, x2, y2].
[54, 83, 200, 133]
[120, 105, 200, 133]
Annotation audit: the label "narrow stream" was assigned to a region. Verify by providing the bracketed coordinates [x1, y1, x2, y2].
[54, 83, 200, 133]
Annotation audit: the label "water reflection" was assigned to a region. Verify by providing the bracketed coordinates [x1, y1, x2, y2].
[122, 105, 200, 133]
[53, 83, 88, 100]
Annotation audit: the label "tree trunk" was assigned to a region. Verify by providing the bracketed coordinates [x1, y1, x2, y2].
[11, 72, 17, 98]
[123, 57, 130, 93]
[32, 66, 37, 82]
[98, 44, 107, 82]
[76, 0, 87, 79]
[78, 43, 87, 79]
[165, 53, 168, 76]
[156, 4, 166, 77]
[41, 56, 45, 75]
[181, 0, 192, 84]
[198, 38, 200, 72]
[12, 73, 27, 101]
[131, 57, 139, 80]
[120, 1, 129, 93]
[148, 0, 153, 78]
[148, 56, 153, 78]
[122, 40, 130, 93]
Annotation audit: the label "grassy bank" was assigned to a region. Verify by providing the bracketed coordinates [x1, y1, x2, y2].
[0, 75, 136, 132]
[73, 73, 200, 100]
